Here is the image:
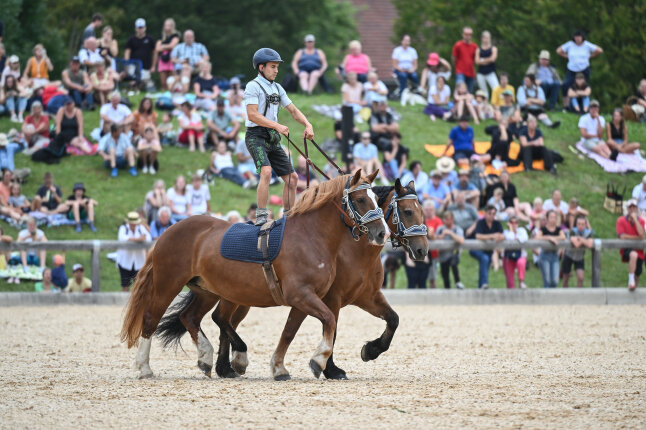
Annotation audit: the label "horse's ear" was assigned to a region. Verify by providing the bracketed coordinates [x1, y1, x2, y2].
[407, 180, 416, 192]
[366, 169, 379, 184]
[395, 178, 404, 194]
[350, 168, 362, 186]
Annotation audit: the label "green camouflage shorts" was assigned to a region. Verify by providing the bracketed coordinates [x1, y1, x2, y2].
[245, 127, 294, 177]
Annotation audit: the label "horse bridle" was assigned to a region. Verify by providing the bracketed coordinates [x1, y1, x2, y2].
[340, 180, 385, 241]
[384, 192, 428, 250]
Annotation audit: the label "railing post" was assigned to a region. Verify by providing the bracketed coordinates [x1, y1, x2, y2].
[591, 239, 602, 288]
[91, 240, 101, 292]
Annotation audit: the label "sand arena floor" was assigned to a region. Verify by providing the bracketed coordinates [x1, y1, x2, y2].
[0, 305, 645, 429]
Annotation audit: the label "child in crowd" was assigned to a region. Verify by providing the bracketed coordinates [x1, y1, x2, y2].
[137, 126, 162, 174]
[474, 90, 495, 121]
[207, 141, 252, 188]
[158, 112, 177, 145]
[8, 183, 32, 213]
[529, 197, 546, 232]
[488, 187, 508, 221]
[34, 267, 58, 293]
[568, 72, 591, 114]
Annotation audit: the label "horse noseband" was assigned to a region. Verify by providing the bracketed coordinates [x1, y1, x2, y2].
[341, 182, 384, 240]
[386, 193, 427, 249]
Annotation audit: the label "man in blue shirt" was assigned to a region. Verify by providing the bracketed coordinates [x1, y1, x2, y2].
[0, 132, 23, 172]
[98, 124, 137, 177]
[352, 132, 389, 185]
[451, 168, 480, 207]
[151, 206, 175, 240]
[442, 116, 474, 162]
[170, 30, 209, 72]
[421, 170, 451, 210]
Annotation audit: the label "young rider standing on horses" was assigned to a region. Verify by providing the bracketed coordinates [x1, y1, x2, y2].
[245, 48, 314, 225]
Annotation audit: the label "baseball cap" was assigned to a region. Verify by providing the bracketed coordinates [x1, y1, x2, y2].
[304, 34, 315, 42]
[627, 198, 638, 207]
[72, 263, 84, 272]
[502, 89, 513, 97]
[73, 182, 85, 191]
[538, 50, 550, 60]
[430, 169, 442, 178]
[426, 52, 439, 66]
[8, 55, 19, 63]
[216, 98, 225, 107]
[135, 18, 146, 28]
[230, 76, 241, 85]
[63, 96, 75, 105]
[590, 99, 600, 108]
[71, 56, 80, 62]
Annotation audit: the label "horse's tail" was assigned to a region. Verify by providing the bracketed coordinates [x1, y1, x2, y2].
[154, 291, 195, 350]
[120, 254, 155, 348]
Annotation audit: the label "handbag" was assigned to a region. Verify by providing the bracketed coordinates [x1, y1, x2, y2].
[603, 183, 625, 214]
[623, 96, 639, 122]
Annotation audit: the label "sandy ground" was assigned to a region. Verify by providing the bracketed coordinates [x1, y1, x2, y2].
[0, 305, 645, 429]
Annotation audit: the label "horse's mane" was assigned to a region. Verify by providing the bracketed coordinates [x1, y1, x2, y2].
[372, 182, 417, 207]
[289, 174, 352, 216]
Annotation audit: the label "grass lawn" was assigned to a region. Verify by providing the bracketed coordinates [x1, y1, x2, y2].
[1, 91, 645, 291]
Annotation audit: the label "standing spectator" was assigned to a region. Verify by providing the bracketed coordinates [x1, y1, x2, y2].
[392, 34, 419, 93]
[567, 73, 591, 114]
[631, 176, 646, 217]
[97, 26, 118, 69]
[90, 61, 116, 107]
[490, 72, 514, 107]
[578, 99, 611, 158]
[22, 44, 53, 88]
[470, 205, 504, 289]
[562, 215, 594, 288]
[0, 43, 6, 74]
[420, 52, 451, 97]
[207, 99, 239, 147]
[617, 199, 645, 290]
[291, 34, 328, 95]
[564, 197, 589, 230]
[2, 75, 27, 123]
[97, 124, 138, 177]
[341, 71, 364, 114]
[150, 206, 174, 240]
[452, 168, 480, 207]
[529, 197, 546, 232]
[452, 27, 478, 93]
[423, 76, 452, 121]
[100, 92, 133, 135]
[66, 264, 92, 293]
[423, 201, 443, 288]
[369, 100, 400, 151]
[526, 50, 561, 111]
[452, 82, 479, 123]
[517, 74, 560, 128]
[62, 57, 93, 110]
[117, 212, 151, 292]
[474, 31, 499, 100]
[155, 18, 181, 90]
[0, 133, 24, 172]
[144, 180, 170, 223]
[557, 30, 603, 106]
[193, 62, 220, 111]
[536, 210, 565, 288]
[543, 189, 569, 225]
[171, 30, 209, 72]
[17, 217, 47, 271]
[442, 116, 475, 162]
[491, 170, 532, 222]
[1, 55, 21, 87]
[435, 211, 465, 289]
[519, 115, 556, 174]
[382, 132, 409, 181]
[400, 161, 428, 199]
[187, 173, 211, 215]
[124, 18, 157, 89]
[404, 250, 431, 289]
[503, 215, 528, 289]
[132, 97, 158, 140]
[64, 182, 98, 233]
[338, 40, 371, 83]
[363, 71, 388, 105]
[606, 108, 640, 155]
[81, 13, 104, 46]
[78, 37, 104, 74]
[178, 101, 205, 152]
[167, 175, 191, 221]
[421, 170, 451, 211]
[447, 190, 479, 235]
[33, 172, 65, 214]
[137, 126, 162, 174]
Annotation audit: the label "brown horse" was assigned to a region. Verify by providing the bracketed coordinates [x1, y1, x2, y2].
[121, 170, 388, 379]
[155, 179, 428, 380]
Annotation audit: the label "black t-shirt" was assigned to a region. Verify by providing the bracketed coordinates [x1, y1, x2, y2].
[125, 35, 156, 69]
[540, 225, 561, 237]
[0, 55, 5, 76]
[195, 76, 218, 94]
[67, 194, 90, 202]
[473, 218, 503, 253]
[386, 144, 410, 166]
[36, 185, 62, 210]
[493, 182, 517, 208]
[519, 126, 543, 144]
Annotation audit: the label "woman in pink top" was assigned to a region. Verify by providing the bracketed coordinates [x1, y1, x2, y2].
[338, 40, 372, 83]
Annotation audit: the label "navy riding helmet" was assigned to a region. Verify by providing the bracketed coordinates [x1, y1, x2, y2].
[253, 48, 283, 70]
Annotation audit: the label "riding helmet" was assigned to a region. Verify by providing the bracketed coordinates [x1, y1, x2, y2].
[253, 48, 283, 70]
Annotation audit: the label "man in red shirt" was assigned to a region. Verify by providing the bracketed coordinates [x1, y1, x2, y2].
[451, 27, 478, 93]
[423, 200, 443, 288]
[616, 199, 645, 290]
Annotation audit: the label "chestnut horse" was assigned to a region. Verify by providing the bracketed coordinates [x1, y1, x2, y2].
[121, 170, 388, 378]
[155, 179, 428, 380]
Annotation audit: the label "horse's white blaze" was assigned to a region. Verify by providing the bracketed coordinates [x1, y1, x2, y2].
[197, 331, 214, 367]
[414, 201, 420, 209]
[135, 337, 153, 377]
[367, 188, 389, 233]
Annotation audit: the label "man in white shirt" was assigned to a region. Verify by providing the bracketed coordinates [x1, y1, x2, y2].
[100, 92, 133, 135]
[78, 37, 104, 73]
[392, 34, 419, 93]
[631, 175, 646, 216]
[578, 99, 611, 158]
[17, 217, 47, 271]
[187, 173, 211, 215]
[117, 212, 151, 292]
[543, 189, 570, 225]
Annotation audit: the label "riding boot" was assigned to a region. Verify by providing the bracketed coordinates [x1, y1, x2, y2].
[255, 207, 269, 226]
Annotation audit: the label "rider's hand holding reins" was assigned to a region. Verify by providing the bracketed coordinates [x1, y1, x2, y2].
[304, 123, 314, 140]
[276, 124, 289, 136]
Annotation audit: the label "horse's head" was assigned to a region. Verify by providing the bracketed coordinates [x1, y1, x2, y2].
[345, 169, 389, 246]
[390, 179, 429, 261]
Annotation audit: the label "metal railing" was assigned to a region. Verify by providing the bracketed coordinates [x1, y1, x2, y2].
[0, 239, 643, 290]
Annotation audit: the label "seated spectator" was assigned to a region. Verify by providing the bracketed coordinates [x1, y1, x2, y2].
[420, 52, 451, 97]
[155, 18, 181, 91]
[34, 268, 56, 292]
[292, 34, 328, 95]
[178, 101, 205, 152]
[0, 169, 12, 203]
[21, 101, 48, 150]
[470, 205, 504, 289]
[556, 31, 603, 107]
[193, 62, 220, 111]
[100, 92, 132, 135]
[63, 182, 97, 233]
[40, 83, 71, 116]
[421, 170, 451, 211]
[606, 108, 640, 155]
[495, 89, 522, 125]
[502, 215, 528, 289]
[578, 99, 611, 158]
[17, 217, 47, 271]
[423, 76, 452, 121]
[22, 44, 53, 88]
[474, 89, 495, 121]
[452, 82, 479, 124]
[442, 116, 475, 162]
[447, 190, 478, 235]
[338, 40, 371, 83]
[526, 50, 561, 110]
[171, 29, 209, 72]
[167, 175, 191, 221]
[144, 179, 170, 223]
[132, 97, 158, 140]
[474, 31, 499, 100]
[66, 263, 92, 293]
[0, 132, 23, 172]
[353, 132, 388, 184]
[485, 116, 517, 169]
[435, 211, 464, 289]
[150, 206, 174, 239]
[33, 172, 65, 214]
[90, 61, 116, 107]
[208, 141, 251, 188]
[562, 215, 594, 288]
[157, 112, 176, 145]
[295, 155, 320, 193]
[567, 72, 591, 114]
[517, 74, 560, 128]
[61, 57, 93, 110]
[363, 72, 388, 105]
[487, 187, 507, 221]
[492, 170, 532, 222]
[633, 79, 646, 122]
[98, 124, 138, 177]
[536, 210, 565, 288]
[436, 157, 458, 189]
[8, 182, 33, 213]
[1, 55, 21, 87]
[452, 168, 480, 207]
[519, 115, 556, 174]
[2, 75, 27, 123]
[631, 175, 646, 218]
[529, 196, 546, 232]
[370, 100, 400, 151]
[617, 199, 645, 290]
[137, 126, 161, 174]
[123, 18, 156, 90]
[32, 98, 88, 163]
[543, 189, 569, 225]
[234, 135, 258, 182]
[564, 197, 589, 230]
[78, 37, 104, 74]
[226, 77, 245, 121]
[207, 99, 240, 147]
[187, 173, 211, 215]
[341, 71, 364, 114]
[400, 160, 428, 199]
[382, 132, 409, 181]
[392, 34, 419, 93]
[166, 62, 193, 104]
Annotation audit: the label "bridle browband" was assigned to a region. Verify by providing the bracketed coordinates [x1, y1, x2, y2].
[384, 191, 428, 250]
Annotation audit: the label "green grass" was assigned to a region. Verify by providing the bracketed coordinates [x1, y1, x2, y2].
[1, 91, 645, 291]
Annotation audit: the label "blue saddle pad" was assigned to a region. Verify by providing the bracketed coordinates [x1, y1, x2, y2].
[220, 217, 286, 264]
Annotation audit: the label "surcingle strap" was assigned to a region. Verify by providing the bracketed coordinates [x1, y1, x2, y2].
[257, 221, 287, 306]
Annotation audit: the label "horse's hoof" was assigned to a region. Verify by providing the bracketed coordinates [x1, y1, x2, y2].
[231, 362, 246, 376]
[222, 369, 240, 379]
[309, 359, 323, 379]
[216, 363, 239, 379]
[231, 351, 248, 375]
[274, 374, 291, 381]
[361, 342, 381, 362]
[138, 372, 154, 380]
[323, 367, 348, 380]
[198, 361, 212, 378]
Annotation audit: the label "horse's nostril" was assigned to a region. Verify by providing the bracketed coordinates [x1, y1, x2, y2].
[417, 248, 424, 256]
[378, 231, 385, 240]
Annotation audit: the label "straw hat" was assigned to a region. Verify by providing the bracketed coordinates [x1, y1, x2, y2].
[0, 133, 8, 147]
[435, 156, 455, 173]
[126, 211, 142, 224]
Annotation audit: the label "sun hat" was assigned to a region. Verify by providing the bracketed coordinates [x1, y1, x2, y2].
[475, 89, 487, 98]
[435, 156, 455, 173]
[426, 52, 439, 66]
[8, 55, 19, 63]
[538, 50, 550, 60]
[627, 198, 638, 207]
[430, 169, 442, 178]
[72, 263, 84, 272]
[126, 211, 142, 224]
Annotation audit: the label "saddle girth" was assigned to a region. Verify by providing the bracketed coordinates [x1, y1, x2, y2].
[257, 220, 287, 306]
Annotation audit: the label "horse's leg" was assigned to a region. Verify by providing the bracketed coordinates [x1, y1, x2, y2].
[270, 307, 307, 381]
[179, 294, 219, 377]
[229, 305, 251, 375]
[353, 291, 399, 362]
[211, 300, 247, 378]
[321, 300, 347, 380]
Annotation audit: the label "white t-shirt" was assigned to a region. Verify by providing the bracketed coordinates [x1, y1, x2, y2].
[632, 183, 646, 211]
[18, 228, 45, 242]
[178, 111, 203, 129]
[363, 80, 387, 101]
[429, 85, 451, 104]
[100, 103, 132, 129]
[578, 113, 605, 139]
[213, 152, 235, 170]
[392, 46, 418, 70]
[543, 199, 569, 215]
[559, 40, 599, 72]
[187, 184, 211, 215]
[167, 187, 189, 214]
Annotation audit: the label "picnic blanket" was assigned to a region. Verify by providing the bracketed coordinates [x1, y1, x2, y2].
[424, 141, 545, 175]
[311, 104, 402, 122]
[575, 141, 646, 173]
[0, 212, 89, 230]
[220, 217, 286, 264]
